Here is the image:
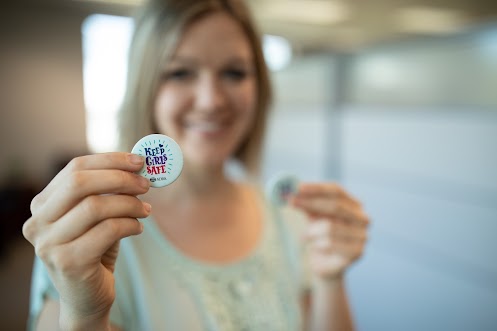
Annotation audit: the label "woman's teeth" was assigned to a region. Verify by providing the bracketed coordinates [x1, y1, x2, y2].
[189, 122, 223, 132]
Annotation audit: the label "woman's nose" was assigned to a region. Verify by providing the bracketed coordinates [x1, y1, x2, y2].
[195, 75, 227, 113]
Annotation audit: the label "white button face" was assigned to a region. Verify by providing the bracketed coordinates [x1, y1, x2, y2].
[131, 134, 183, 188]
[266, 173, 299, 206]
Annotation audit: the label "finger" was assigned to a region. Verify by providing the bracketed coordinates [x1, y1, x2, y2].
[306, 220, 331, 239]
[66, 217, 144, 263]
[50, 195, 151, 244]
[295, 183, 360, 206]
[22, 216, 40, 245]
[310, 253, 349, 278]
[36, 169, 150, 225]
[306, 220, 368, 242]
[310, 237, 365, 259]
[311, 236, 333, 250]
[31, 153, 145, 215]
[293, 197, 369, 226]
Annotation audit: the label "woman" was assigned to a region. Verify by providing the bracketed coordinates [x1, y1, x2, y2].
[23, 0, 369, 330]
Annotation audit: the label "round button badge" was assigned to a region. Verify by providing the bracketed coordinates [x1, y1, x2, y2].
[266, 173, 299, 206]
[131, 134, 183, 188]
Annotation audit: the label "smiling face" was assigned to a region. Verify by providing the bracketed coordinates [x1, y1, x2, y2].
[153, 11, 257, 171]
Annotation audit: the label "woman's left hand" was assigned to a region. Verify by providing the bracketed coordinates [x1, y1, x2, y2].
[290, 182, 370, 281]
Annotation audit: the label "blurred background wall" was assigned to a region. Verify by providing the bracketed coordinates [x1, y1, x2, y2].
[266, 42, 497, 331]
[1, 0, 496, 330]
[0, 3, 89, 188]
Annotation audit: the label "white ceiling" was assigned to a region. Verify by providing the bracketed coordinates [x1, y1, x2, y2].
[247, 0, 497, 52]
[68, 0, 497, 52]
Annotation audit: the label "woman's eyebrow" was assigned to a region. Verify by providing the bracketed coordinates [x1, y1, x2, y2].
[167, 55, 254, 68]
[224, 56, 254, 67]
[167, 55, 197, 65]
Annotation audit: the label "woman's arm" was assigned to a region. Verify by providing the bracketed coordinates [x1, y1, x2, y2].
[23, 153, 150, 331]
[36, 299, 123, 331]
[291, 182, 369, 331]
[307, 277, 354, 331]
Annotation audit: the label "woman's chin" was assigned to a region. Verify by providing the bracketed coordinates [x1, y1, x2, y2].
[183, 153, 229, 172]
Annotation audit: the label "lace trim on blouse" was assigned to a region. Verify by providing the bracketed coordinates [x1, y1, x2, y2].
[145, 199, 302, 331]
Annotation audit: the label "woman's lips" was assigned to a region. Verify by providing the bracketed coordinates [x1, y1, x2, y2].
[186, 121, 223, 133]
[184, 118, 234, 136]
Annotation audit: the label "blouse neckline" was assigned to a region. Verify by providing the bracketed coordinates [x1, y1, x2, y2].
[143, 189, 274, 275]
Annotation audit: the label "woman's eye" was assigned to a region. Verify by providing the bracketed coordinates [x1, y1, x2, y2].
[163, 69, 193, 81]
[223, 69, 248, 81]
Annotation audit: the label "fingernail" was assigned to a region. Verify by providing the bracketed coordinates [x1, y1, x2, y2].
[128, 154, 144, 165]
[139, 176, 151, 189]
[143, 202, 152, 213]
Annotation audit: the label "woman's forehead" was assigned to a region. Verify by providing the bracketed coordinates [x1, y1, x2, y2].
[171, 11, 253, 63]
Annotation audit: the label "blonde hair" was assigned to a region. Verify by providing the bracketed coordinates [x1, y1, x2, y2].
[118, 0, 272, 176]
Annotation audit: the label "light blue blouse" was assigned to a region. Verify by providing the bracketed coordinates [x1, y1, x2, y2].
[28, 197, 310, 331]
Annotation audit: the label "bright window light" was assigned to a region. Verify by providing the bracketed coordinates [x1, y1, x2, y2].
[82, 15, 290, 152]
[263, 35, 293, 71]
[82, 14, 133, 153]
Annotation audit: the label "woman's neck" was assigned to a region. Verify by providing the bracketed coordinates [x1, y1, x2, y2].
[146, 161, 238, 204]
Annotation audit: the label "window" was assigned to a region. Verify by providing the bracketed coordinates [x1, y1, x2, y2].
[81, 14, 133, 152]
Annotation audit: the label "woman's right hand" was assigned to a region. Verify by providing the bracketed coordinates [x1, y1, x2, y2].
[23, 152, 151, 330]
